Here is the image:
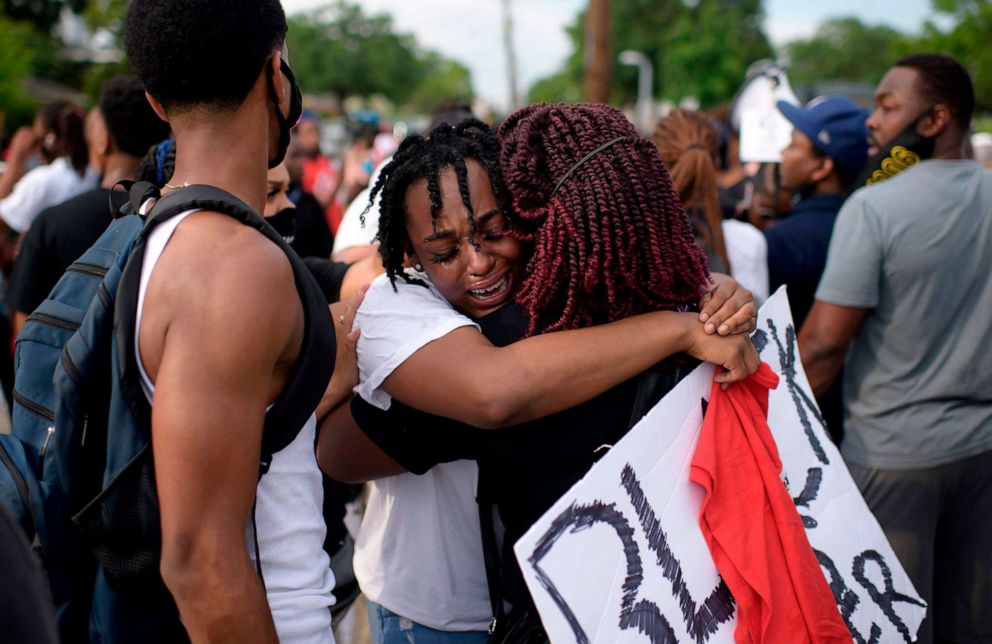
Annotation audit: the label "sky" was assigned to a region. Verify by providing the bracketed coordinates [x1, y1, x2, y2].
[280, 0, 939, 111]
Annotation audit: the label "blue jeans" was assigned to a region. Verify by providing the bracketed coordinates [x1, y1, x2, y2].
[366, 600, 490, 644]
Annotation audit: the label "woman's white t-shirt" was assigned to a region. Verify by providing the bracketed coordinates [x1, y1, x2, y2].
[0, 158, 99, 233]
[352, 270, 492, 632]
[722, 218, 769, 306]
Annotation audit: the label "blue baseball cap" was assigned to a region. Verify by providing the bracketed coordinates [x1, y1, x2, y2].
[776, 96, 869, 171]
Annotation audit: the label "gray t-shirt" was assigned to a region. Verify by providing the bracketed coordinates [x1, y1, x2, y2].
[816, 160, 992, 469]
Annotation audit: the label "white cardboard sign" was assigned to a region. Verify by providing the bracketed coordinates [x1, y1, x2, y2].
[514, 288, 926, 643]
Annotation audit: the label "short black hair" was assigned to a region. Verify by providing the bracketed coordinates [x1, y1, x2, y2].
[894, 53, 974, 129]
[99, 75, 170, 157]
[124, 0, 287, 112]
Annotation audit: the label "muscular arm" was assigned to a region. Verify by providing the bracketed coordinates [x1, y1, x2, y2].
[148, 217, 298, 643]
[798, 300, 867, 397]
[384, 310, 757, 429]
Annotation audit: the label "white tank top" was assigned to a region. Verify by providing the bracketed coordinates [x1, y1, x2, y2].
[135, 207, 336, 643]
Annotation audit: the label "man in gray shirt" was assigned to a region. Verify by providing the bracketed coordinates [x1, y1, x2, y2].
[800, 54, 991, 643]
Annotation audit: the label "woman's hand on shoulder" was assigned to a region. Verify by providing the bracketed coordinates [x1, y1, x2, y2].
[699, 272, 757, 336]
[319, 286, 367, 419]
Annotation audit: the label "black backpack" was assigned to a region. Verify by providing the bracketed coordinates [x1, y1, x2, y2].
[0, 182, 334, 642]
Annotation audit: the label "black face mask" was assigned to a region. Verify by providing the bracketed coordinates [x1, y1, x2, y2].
[266, 58, 303, 169]
[857, 108, 936, 187]
[265, 207, 297, 244]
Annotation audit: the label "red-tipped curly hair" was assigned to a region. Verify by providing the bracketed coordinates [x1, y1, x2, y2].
[498, 103, 711, 335]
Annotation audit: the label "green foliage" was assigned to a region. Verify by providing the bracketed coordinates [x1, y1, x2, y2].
[526, 0, 773, 108]
[659, 0, 774, 107]
[80, 0, 128, 33]
[81, 60, 132, 101]
[528, 71, 583, 104]
[406, 52, 474, 114]
[921, 0, 992, 111]
[786, 4, 992, 113]
[0, 15, 39, 129]
[785, 18, 916, 88]
[287, 1, 473, 111]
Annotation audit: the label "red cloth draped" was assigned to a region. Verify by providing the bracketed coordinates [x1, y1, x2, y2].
[690, 363, 851, 644]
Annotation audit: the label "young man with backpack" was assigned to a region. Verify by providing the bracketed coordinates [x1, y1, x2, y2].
[120, 0, 352, 641]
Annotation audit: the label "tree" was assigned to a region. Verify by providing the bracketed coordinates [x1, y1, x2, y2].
[286, 2, 473, 111]
[0, 16, 38, 129]
[785, 18, 916, 88]
[921, 0, 992, 112]
[406, 52, 474, 114]
[527, 0, 773, 109]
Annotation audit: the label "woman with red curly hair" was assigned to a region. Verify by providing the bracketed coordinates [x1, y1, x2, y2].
[320, 106, 758, 642]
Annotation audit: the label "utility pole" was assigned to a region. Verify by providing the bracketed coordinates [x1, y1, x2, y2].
[583, 0, 611, 103]
[501, 0, 520, 110]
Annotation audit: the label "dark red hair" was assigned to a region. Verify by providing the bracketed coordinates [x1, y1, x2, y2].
[498, 103, 710, 334]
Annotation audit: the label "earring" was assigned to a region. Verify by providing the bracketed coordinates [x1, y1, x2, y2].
[414, 263, 424, 271]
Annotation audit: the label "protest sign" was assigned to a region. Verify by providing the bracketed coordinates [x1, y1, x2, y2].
[739, 107, 794, 164]
[514, 288, 926, 643]
[732, 63, 799, 163]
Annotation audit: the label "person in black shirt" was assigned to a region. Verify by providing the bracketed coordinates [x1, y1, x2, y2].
[318, 108, 760, 638]
[767, 96, 869, 328]
[5, 76, 169, 334]
[266, 162, 382, 303]
[287, 183, 334, 259]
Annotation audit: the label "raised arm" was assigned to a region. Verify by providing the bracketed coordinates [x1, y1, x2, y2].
[146, 217, 299, 643]
[384, 309, 758, 429]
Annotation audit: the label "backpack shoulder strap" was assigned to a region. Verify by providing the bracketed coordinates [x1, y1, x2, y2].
[115, 184, 335, 472]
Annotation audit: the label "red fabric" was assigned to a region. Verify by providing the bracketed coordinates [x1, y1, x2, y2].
[302, 155, 338, 203]
[690, 363, 851, 644]
[324, 200, 344, 236]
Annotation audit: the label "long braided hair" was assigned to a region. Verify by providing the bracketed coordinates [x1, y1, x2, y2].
[654, 109, 731, 273]
[498, 103, 710, 335]
[365, 119, 505, 289]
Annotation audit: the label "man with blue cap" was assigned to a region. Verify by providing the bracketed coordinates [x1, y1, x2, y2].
[764, 95, 869, 328]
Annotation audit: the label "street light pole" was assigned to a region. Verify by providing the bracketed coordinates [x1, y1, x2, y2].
[618, 49, 654, 133]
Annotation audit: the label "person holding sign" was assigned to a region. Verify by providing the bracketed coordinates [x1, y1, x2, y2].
[800, 54, 992, 643]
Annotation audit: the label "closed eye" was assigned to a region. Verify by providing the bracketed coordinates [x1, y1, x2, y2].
[430, 248, 458, 263]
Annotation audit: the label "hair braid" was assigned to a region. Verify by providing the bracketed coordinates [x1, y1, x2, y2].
[499, 103, 710, 335]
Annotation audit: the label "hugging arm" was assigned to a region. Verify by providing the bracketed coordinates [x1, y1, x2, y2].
[317, 401, 406, 483]
[384, 308, 758, 429]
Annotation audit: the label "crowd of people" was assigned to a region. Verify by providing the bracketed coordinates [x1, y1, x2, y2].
[0, 1, 988, 643]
